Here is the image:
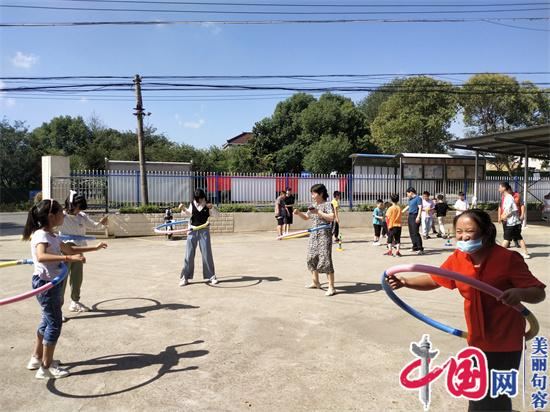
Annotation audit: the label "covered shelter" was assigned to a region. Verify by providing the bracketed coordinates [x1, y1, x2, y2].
[449, 124, 550, 226]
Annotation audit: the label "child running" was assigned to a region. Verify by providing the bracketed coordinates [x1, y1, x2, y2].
[294, 184, 336, 296]
[384, 194, 402, 257]
[23, 199, 107, 379]
[58, 191, 108, 312]
[372, 199, 385, 246]
[178, 189, 220, 286]
[387, 209, 545, 411]
[331, 190, 341, 243]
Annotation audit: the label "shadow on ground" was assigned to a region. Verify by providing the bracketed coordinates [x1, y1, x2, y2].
[67, 297, 199, 321]
[206, 275, 282, 288]
[47, 340, 207, 398]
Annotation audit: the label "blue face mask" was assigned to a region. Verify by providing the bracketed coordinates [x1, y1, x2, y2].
[456, 238, 483, 254]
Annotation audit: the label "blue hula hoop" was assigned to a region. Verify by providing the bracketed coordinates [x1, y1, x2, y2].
[59, 234, 97, 242]
[154, 219, 190, 230]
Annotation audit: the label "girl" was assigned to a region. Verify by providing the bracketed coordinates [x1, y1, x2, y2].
[387, 209, 545, 411]
[59, 191, 108, 312]
[22, 199, 107, 379]
[178, 188, 219, 286]
[293, 184, 336, 297]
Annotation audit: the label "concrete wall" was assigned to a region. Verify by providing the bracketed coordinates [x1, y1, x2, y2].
[42, 156, 70, 201]
[88, 210, 545, 238]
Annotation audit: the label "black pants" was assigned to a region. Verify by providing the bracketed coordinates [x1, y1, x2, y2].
[332, 221, 339, 240]
[468, 351, 522, 412]
[408, 214, 423, 251]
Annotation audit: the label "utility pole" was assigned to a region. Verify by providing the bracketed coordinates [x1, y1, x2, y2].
[133, 74, 149, 205]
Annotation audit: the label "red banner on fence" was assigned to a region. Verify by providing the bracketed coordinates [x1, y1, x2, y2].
[206, 175, 232, 192]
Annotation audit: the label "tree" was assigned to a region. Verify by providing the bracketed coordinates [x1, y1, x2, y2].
[302, 135, 352, 174]
[31, 115, 92, 156]
[370, 76, 458, 154]
[0, 119, 41, 190]
[460, 74, 550, 175]
[357, 78, 407, 124]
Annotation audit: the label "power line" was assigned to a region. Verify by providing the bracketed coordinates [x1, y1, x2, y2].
[2, 17, 548, 27]
[3, 3, 549, 14]
[2, 72, 549, 80]
[53, 1, 550, 7]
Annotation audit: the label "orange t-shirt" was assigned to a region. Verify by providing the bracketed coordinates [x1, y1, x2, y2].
[386, 204, 402, 228]
[431, 245, 545, 352]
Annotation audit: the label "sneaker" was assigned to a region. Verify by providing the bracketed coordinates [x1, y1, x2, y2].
[35, 365, 70, 379]
[416, 250, 424, 255]
[68, 301, 80, 312]
[394, 252, 402, 258]
[27, 357, 60, 370]
[436, 233, 442, 238]
[372, 242, 380, 246]
[383, 250, 392, 256]
[209, 276, 219, 285]
[325, 288, 336, 296]
[521, 253, 531, 259]
[305, 283, 321, 289]
[76, 302, 90, 312]
[179, 278, 189, 287]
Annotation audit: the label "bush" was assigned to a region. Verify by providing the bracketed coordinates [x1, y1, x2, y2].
[118, 205, 164, 214]
[0, 201, 33, 212]
[356, 204, 376, 212]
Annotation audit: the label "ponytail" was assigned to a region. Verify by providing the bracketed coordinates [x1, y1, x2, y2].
[22, 199, 62, 240]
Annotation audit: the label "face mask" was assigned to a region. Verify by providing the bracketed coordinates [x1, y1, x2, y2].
[456, 238, 483, 254]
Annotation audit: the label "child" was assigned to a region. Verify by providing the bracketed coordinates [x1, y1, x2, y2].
[331, 191, 341, 243]
[275, 190, 287, 237]
[384, 194, 402, 257]
[178, 189, 219, 286]
[58, 191, 108, 312]
[372, 199, 385, 245]
[283, 187, 295, 235]
[434, 194, 449, 238]
[453, 191, 469, 216]
[294, 184, 336, 296]
[387, 209, 546, 411]
[421, 191, 435, 240]
[164, 207, 174, 240]
[22, 199, 107, 379]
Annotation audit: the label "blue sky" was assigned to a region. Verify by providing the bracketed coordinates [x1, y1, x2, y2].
[1, 1, 548, 148]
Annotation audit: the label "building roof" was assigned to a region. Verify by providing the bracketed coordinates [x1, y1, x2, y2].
[449, 124, 550, 160]
[350, 152, 482, 160]
[223, 132, 253, 148]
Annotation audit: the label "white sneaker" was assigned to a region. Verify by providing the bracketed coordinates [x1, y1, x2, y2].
[179, 278, 189, 287]
[35, 365, 70, 379]
[27, 357, 60, 370]
[372, 242, 380, 246]
[76, 302, 90, 312]
[68, 301, 79, 312]
[325, 288, 336, 297]
[521, 253, 531, 259]
[209, 276, 219, 285]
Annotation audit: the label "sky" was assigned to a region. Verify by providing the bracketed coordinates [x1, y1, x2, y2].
[0, 1, 549, 149]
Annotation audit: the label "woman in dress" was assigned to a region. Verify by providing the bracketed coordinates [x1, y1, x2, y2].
[294, 183, 336, 296]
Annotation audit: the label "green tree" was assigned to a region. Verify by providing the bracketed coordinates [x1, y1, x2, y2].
[371, 76, 458, 154]
[0, 119, 41, 192]
[460, 74, 550, 174]
[357, 78, 407, 124]
[31, 115, 92, 156]
[302, 135, 352, 174]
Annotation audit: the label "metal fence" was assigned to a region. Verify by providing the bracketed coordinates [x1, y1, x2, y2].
[51, 170, 550, 211]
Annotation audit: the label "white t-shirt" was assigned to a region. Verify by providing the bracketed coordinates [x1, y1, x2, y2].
[453, 199, 469, 216]
[421, 198, 435, 219]
[31, 229, 63, 281]
[502, 193, 520, 227]
[59, 211, 102, 246]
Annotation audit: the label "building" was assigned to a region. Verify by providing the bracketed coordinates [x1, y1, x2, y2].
[350, 153, 486, 180]
[222, 132, 253, 149]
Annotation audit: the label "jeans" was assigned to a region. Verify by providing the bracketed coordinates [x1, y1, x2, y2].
[407, 214, 423, 251]
[421, 216, 433, 237]
[33, 275, 63, 345]
[180, 229, 216, 280]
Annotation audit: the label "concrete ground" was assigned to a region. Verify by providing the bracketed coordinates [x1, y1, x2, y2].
[0, 223, 549, 411]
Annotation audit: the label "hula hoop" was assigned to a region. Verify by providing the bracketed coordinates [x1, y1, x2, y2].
[58, 234, 97, 242]
[0, 259, 33, 269]
[277, 224, 331, 240]
[154, 220, 209, 235]
[381, 263, 539, 341]
[0, 262, 68, 306]
[153, 219, 190, 235]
